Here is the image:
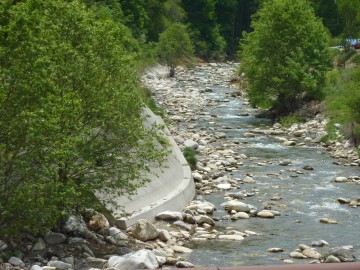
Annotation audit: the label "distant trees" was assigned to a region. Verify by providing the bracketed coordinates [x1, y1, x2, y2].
[182, 0, 260, 59]
[239, 0, 331, 116]
[336, 0, 360, 38]
[310, 0, 344, 37]
[158, 23, 194, 77]
[0, 0, 166, 238]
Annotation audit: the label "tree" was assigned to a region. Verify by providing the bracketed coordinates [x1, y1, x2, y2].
[0, 0, 166, 238]
[182, 0, 226, 59]
[336, 0, 360, 38]
[157, 23, 194, 77]
[310, 0, 344, 37]
[239, 0, 331, 116]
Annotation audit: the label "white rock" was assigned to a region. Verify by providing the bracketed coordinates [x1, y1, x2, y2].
[243, 176, 256, 183]
[171, 245, 193, 253]
[31, 265, 43, 270]
[109, 227, 128, 240]
[108, 249, 159, 269]
[335, 177, 348, 183]
[319, 218, 338, 224]
[267, 248, 284, 253]
[158, 230, 171, 242]
[325, 255, 341, 263]
[257, 210, 275, 218]
[184, 140, 199, 150]
[244, 133, 256, 138]
[289, 252, 308, 259]
[192, 172, 203, 181]
[283, 141, 296, 146]
[33, 238, 46, 251]
[293, 130, 305, 137]
[176, 261, 195, 268]
[224, 200, 250, 213]
[232, 212, 250, 219]
[156, 256, 166, 266]
[85, 257, 107, 269]
[8, 257, 25, 267]
[155, 211, 183, 221]
[0, 240, 8, 250]
[216, 183, 232, 190]
[195, 215, 215, 226]
[302, 248, 322, 259]
[218, 235, 244, 241]
[48, 261, 72, 270]
[187, 201, 216, 214]
[132, 219, 159, 241]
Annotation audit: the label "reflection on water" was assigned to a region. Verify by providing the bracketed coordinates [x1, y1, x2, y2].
[179, 68, 360, 266]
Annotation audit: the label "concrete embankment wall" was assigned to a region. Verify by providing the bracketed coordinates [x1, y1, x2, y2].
[100, 67, 195, 229]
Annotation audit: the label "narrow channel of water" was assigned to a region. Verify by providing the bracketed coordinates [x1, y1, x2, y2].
[176, 66, 360, 266]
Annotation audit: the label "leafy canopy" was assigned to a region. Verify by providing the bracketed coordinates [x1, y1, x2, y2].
[239, 0, 331, 116]
[158, 23, 194, 77]
[0, 0, 166, 238]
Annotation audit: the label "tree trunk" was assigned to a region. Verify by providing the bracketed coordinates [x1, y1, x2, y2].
[169, 65, 175, 77]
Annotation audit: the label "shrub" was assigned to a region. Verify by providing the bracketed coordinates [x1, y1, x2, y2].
[183, 147, 197, 171]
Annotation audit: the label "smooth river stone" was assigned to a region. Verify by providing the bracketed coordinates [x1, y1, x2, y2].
[218, 235, 244, 241]
[257, 210, 275, 218]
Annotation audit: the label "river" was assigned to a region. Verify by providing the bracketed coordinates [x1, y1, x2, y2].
[156, 63, 360, 266]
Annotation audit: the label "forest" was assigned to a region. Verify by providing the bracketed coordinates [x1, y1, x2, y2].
[1, 0, 360, 240]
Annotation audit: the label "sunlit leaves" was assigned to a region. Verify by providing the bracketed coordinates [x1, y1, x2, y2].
[239, 0, 331, 116]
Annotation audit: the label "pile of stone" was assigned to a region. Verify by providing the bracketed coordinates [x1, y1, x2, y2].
[267, 240, 356, 265]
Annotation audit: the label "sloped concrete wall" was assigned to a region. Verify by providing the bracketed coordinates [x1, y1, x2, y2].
[101, 107, 195, 229]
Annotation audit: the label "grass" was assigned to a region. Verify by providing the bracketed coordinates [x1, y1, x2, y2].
[279, 114, 305, 128]
[138, 86, 166, 117]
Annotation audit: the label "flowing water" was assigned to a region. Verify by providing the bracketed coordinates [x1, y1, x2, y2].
[174, 66, 360, 266]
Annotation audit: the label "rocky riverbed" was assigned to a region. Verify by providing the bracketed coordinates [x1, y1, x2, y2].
[1, 63, 359, 270]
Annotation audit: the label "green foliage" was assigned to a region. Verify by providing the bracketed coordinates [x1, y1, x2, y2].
[350, 53, 360, 65]
[279, 114, 305, 128]
[138, 87, 166, 117]
[157, 23, 194, 77]
[239, 0, 331, 116]
[0, 0, 166, 239]
[336, 49, 356, 67]
[310, 0, 344, 36]
[323, 64, 360, 145]
[118, 0, 185, 42]
[336, 0, 360, 38]
[182, 0, 227, 59]
[183, 147, 197, 171]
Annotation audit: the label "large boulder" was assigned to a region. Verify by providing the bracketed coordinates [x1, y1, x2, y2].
[327, 248, 356, 262]
[155, 211, 183, 221]
[109, 227, 129, 241]
[44, 232, 66, 245]
[184, 140, 199, 150]
[194, 215, 215, 226]
[132, 219, 159, 242]
[186, 201, 216, 214]
[223, 200, 250, 213]
[108, 249, 159, 269]
[48, 260, 72, 270]
[8, 257, 25, 267]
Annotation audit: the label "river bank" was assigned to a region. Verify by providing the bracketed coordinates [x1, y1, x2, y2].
[2, 63, 359, 270]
